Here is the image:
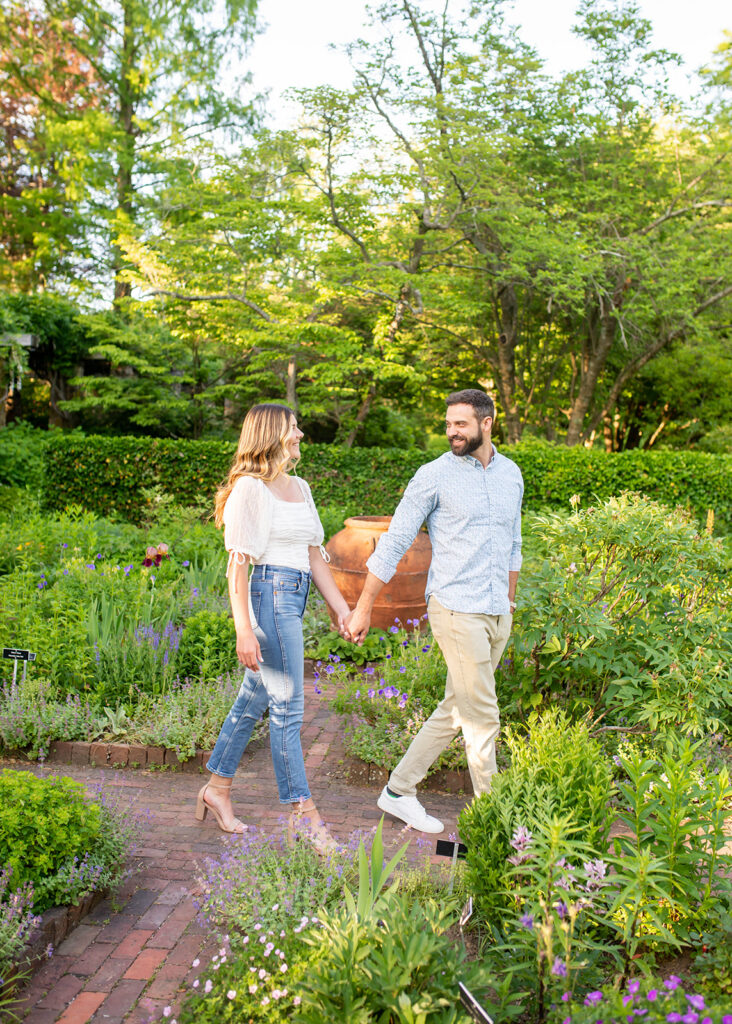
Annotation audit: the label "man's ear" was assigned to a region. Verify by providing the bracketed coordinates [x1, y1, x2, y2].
[482, 416, 493, 434]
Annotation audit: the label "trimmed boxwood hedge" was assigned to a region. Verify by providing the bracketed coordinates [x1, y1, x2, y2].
[42, 434, 731, 531]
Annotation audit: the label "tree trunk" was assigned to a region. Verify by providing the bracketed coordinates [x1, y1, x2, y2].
[565, 307, 616, 446]
[344, 283, 411, 448]
[286, 355, 298, 412]
[113, 0, 136, 305]
[493, 283, 523, 444]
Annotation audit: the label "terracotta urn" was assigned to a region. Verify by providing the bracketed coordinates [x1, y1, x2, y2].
[325, 516, 432, 631]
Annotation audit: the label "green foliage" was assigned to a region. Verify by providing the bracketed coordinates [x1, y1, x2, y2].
[507, 494, 732, 734]
[458, 710, 614, 929]
[608, 742, 732, 966]
[0, 424, 47, 489]
[176, 609, 238, 682]
[483, 816, 614, 1018]
[315, 625, 468, 774]
[692, 906, 732, 999]
[307, 629, 399, 666]
[0, 771, 100, 906]
[298, 890, 490, 1024]
[40, 435, 732, 531]
[548, 977, 732, 1022]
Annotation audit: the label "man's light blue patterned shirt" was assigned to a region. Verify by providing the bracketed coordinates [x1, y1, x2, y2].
[367, 448, 523, 615]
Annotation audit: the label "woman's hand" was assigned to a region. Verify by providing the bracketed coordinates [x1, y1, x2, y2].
[335, 605, 352, 638]
[236, 627, 262, 671]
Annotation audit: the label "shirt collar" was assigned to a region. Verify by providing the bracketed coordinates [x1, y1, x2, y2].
[449, 444, 498, 469]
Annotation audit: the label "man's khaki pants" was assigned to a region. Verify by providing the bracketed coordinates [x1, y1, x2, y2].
[388, 596, 512, 798]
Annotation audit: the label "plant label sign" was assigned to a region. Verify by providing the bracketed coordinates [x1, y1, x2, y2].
[2, 648, 37, 686]
[3, 648, 37, 661]
[458, 982, 494, 1023]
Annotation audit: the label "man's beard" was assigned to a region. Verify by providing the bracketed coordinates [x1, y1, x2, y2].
[449, 430, 482, 456]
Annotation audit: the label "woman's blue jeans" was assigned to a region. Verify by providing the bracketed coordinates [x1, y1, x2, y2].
[206, 564, 311, 805]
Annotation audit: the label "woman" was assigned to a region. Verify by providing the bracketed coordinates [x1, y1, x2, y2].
[195, 403, 350, 854]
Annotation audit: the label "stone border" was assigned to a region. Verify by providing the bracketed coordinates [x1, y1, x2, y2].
[6, 740, 472, 792]
[6, 890, 105, 996]
[3, 741, 213, 772]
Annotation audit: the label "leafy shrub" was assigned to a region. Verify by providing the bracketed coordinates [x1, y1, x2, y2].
[608, 742, 732, 966]
[314, 623, 469, 774]
[458, 709, 614, 929]
[42, 435, 732, 530]
[298, 892, 490, 1023]
[0, 423, 46, 490]
[0, 771, 101, 908]
[548, 975, 732, 1023]
[176, 609, 238, 682]
[507, 495, 732, 735]
[0, 869, 40, 1015]
[0, 681, 100, 758]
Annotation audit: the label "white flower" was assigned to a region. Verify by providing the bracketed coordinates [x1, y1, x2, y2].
[293, 996, 302, 1006]
[204, 980, 213, 994]
[227, 990, 236, 1000]
[280, 964, 288, 973]
[249, 984, 258, 994]
[261, 997, 270, 1006]
[192, 958, 200, 968]
[258, 968, 267, 979]
[163, 1009, 171, 1018]
[192, 980, 199, 989]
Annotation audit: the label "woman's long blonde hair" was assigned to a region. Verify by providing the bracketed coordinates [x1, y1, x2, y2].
[214, 403, 297, 528]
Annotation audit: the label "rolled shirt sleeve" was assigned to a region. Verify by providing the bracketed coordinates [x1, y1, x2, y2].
[509, 473, 524, 572]
[366, 466, 437, 584]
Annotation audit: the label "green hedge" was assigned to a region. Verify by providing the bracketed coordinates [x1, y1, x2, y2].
[41, 434, 731, 531]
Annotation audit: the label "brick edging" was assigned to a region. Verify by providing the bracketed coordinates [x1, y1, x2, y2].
[7, 890, 105, 996]
[2, 741, 213, 772]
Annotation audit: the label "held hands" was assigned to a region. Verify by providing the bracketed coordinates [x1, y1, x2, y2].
[343, 607, 371, 646]
[236, 628, 262, 672]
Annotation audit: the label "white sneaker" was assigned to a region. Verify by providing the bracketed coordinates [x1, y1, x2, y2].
[377, 787, 444, 834]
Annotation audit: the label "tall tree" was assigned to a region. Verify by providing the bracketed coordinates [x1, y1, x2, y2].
[0, 0, 260, 298]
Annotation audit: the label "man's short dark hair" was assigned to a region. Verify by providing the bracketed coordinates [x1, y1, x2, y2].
[446, 389, 495, 423]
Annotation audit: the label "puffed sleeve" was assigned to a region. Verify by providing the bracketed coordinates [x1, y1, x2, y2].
[223, 476, 271, 577]
[296, 477, 329, 561]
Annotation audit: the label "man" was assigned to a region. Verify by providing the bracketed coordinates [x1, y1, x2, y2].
[345, 389, 523, 833]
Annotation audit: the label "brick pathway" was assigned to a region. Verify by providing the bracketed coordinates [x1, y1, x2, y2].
[8, 685, 470, 1024]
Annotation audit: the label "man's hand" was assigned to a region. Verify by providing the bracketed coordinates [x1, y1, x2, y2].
[345, 607, 371, 645]
[236, 627, 262, 671]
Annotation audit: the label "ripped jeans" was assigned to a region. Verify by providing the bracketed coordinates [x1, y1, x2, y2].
[206, 564, 311, 804]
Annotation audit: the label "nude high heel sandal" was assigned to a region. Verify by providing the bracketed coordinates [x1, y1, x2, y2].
[287, 802, 339, 856]
[195, 776, 248, 834]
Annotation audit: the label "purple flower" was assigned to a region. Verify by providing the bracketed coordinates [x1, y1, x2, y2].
[627, 980, 640, 995]
[686, 997, 705, 1011]
[666, 1015, 683, 1023]
[664, 976, 682, 992]
[182, 560, 190, 567]
[367, 689, 375, 698]
[584, 992, 603, 1006]
[682, 1013, 699, 1024]
[647, 991, 658, 1001]
[551, 959, 567, 977]
[555, 900, 568, 918]
[389, 626, 399, 634]
[519, 912, 534, 929]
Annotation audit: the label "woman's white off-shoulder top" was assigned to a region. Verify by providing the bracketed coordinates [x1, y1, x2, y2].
[223, 475, 327, 577]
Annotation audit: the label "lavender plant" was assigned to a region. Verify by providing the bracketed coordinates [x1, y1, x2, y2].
[315, 620, 469, 773]
[549, 975, 732, 1023]
[0, 868, 41, 1018]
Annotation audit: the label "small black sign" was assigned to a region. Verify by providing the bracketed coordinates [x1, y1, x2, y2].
[2, 648, 36, 662]
[435, 839, 467, 859]
[458, 982, 494, 1024]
